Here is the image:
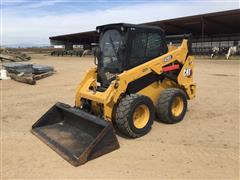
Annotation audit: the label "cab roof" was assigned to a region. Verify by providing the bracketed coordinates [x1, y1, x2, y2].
[96, 23, 165, 33]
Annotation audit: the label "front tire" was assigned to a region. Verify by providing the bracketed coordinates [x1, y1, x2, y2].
[156, 88, 187, 124]
[115, 94, 154, 138]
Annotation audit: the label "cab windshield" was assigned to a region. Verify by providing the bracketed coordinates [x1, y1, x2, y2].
[99, 29, 123, 72]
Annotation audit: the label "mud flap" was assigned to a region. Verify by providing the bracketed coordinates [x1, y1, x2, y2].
[31, 102, 120, 166]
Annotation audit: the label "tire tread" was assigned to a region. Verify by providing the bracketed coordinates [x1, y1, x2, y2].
[156, 88, 187, 124]
[115, 94, 152, 138]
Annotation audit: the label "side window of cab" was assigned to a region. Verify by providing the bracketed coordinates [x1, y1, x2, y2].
[145, 33, 162, 59]
[129, 32, 147, 66]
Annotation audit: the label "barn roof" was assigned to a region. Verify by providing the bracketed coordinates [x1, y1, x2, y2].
[49, 9, 240, 45]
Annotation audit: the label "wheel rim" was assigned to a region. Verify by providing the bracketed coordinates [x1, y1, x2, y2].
[171, 96, 184, 117]
[133, 104, 150, 129]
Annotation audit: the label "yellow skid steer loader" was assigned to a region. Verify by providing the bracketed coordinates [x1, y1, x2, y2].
[32, 23, 196, 166]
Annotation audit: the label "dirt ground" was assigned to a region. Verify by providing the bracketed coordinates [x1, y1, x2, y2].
[1, 54, 239, 179]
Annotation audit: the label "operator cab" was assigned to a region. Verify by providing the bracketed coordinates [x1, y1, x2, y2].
[95, 23, 168, 88]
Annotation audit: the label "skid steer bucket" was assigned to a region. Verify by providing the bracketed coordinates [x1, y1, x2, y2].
[31, 102, 120, 166]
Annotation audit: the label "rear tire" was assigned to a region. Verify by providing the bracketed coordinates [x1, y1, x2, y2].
[156, 88, 187, 124]
[115, 94, 154, 138]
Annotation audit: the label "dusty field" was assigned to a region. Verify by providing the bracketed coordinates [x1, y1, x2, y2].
[1, 54, 239, 179]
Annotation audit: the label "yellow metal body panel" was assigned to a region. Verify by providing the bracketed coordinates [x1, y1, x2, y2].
[177, 56, 196, 99]
[137, 80, 177, 105]
[75, 39, 196, 120]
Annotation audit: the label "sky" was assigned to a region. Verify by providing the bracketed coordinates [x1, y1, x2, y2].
[1, 0, 239, 46]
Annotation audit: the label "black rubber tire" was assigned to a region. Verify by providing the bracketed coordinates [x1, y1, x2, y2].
[115, 94, 154, 138]
[156, 88, 187, 124]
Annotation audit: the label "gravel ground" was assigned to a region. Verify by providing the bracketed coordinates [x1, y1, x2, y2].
[1, 54, 239, 179]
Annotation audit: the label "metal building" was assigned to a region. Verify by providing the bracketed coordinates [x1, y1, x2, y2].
[49, 9, 240, 56]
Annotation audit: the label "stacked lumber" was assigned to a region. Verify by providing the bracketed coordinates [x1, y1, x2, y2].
[3, 63, 55, 85]
[0, 48, 31, 62]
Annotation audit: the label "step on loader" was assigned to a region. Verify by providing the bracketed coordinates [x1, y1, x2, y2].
[32, 23, 196, 166]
